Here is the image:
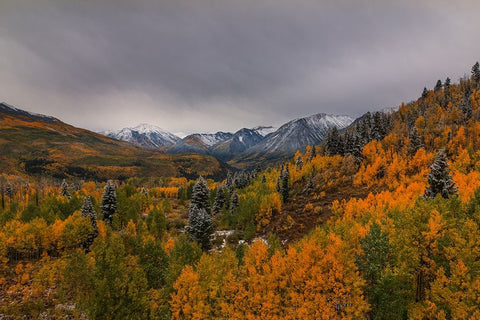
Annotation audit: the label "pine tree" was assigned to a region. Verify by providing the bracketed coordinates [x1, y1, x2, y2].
[186, 204, 213, 251]
[187, 177, 214, 250]
[60, 179, 71, 199]
[5, 183, 13, 199]
[261, 174, 266, 183]
[434, 79, 442, 92]
[309, 145, 316, 161]
[212, 185, 226, 215]
[280, 164, 290, 202]
[230, 191, 239, 214]
[421, 87, 429, 99]
[444, 77, 451, 89]
[472, 61, 480, 83]
[295, 155, 303, 171]
[424, 150, 458, 199]
[326, 127, 343, 156]
[408, 128, 423, 156]
[276, 175, 281, 192]
[190, 176, 210, 213]
[81, 196, 98, 253]
[101, 181, 117, 225]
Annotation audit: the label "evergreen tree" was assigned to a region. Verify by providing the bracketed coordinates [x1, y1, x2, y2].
[187, 177, 214, 250]
[309, 145, 316, 161]
[226, 172, 234, 194]
[434, 79, 442, 92]
[186, 204, 213, 251]
[444, 77, 451, 89]
[408, 128, 423, 156]
[81, 196, 98, 253]
[5, 183, 13, 199]
[472, 61, 480, 83]
[60, 179, 71, 199]
[295, 155, 303, 171]
[421, 87, 429, 99]
[280, 164, 290, 202]
[424, 150, 458, 199]
[326, 127, 343, 156]
[212, 185, 226, 215]
[190, 176, 210, 213]
[101, 180, 117, 225]
[230, 191, 239, 214]
[276, 175, 281, 193]
[261, 174, 266, 183]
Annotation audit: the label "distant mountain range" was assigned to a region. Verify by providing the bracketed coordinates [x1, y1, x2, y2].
[102, 113, 354, 164]
[0, 101, 355, 176]
[101, 124, 180, 149]
[0, 103, 229, 180]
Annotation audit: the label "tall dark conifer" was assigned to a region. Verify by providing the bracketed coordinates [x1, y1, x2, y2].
[101, 181, 117, 225]
[424, 150, 457, 199]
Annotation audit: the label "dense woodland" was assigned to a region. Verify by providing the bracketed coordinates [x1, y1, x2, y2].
[2, 63, 480, 319]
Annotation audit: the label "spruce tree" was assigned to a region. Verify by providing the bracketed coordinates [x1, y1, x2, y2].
[295, 155, 303, 171]
[408, 128, 423, 156]
[101, 181, 117, 225]
[421, 87, 429, 99]
[186, 204, 213, 251]
[190, 176, 210, 213]
[424, 150, 457, 199]
[230, 191, 239, 214]
[60, 179, 71, 199]
[309, 145, 316, 161]
[187, 177, 214, 250]
[5, 183, 13, 199]
[212, 185, 226, 215]
[434, 79, 442, 92]
[261, 174, 266, 183]
[326, 127, 343, 156]
[81, 196, 98, 253]
[472, 61, 480, 83]
[444, 77, 451, 89]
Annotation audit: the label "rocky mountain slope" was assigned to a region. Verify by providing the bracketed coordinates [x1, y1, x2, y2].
[101, 123, 180, 149]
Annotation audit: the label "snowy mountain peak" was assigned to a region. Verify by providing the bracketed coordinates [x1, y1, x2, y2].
[252, 126, 277, 137]
[245, 113, 354, 156]
[101, 123, 180, 149]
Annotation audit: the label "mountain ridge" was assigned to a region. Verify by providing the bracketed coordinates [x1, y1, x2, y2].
[103, 113, 354, 165]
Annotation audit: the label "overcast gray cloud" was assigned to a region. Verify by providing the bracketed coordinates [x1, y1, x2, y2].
[1, 0, 480, 135]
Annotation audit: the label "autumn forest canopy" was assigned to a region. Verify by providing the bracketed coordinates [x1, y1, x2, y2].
[2, 62, 480, 319]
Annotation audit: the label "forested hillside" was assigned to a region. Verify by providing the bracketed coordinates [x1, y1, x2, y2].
[1, 62, 480, 319]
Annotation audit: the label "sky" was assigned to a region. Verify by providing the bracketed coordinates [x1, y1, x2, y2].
[1, 0, 480, 137]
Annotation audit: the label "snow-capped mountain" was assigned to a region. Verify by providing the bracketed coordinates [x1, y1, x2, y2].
[102, 113, 354, 165]
[252, 126, 277, 137]
[101, 123, 180, 149]
[243, 113, 354, 156]
[168, 132, 233, 154]
[210, 128, 264, 161]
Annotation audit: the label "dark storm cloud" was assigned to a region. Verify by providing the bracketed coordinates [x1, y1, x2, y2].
[1, 0, 480, 134]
